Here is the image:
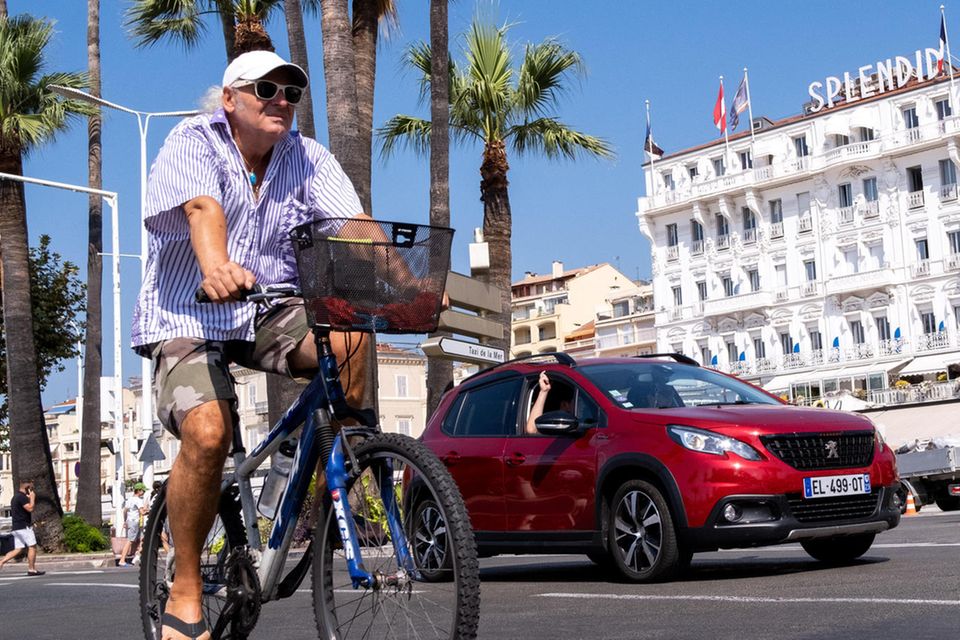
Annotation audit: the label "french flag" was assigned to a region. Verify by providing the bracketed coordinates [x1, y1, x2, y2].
[713, 81, 726, 134]
[940, 14, 948, 74]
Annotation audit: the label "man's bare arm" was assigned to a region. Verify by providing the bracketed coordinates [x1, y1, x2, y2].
[185, 195, 256, 302]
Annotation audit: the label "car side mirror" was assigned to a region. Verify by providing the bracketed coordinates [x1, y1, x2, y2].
[535, 410, 580, 436]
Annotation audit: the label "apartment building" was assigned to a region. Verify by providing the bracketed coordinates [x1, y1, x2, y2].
[511, 261, 635, 358]
[637, 64, 960, 402]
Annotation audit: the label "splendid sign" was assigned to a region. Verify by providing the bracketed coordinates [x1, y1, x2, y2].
[808, 47, 945, 112]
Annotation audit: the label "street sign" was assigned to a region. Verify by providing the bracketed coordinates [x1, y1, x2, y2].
[422, 337, 505, 365]
[137, 433, 166, 463]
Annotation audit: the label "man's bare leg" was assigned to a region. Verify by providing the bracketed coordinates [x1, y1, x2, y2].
[0, 547, 23, 569]
[163, 400, 232, 640]
[26, 545, 37, 572]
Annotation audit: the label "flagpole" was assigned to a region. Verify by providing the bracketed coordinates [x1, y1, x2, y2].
[645, 99, 657, 195]
[720, 75, 731, 169]
[944, 5, 958, 111]
[744, 67, 757, 152]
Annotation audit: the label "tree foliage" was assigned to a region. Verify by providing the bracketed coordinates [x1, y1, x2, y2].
[0, 234, 86, 449]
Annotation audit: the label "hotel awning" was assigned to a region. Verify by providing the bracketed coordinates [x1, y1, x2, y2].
[762, 358, 910, 392]
[899, 352, 960, 376]
[822, 116, 850, 136]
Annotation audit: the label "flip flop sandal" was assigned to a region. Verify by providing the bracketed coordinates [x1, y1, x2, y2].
[26, 570, 45, 576]
[161, 612, 209, 640]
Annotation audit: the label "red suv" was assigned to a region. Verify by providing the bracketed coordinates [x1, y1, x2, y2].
[420, 354, 901, 582]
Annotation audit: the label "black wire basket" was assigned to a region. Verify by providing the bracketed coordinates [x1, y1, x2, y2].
[290, 218, 453, 333]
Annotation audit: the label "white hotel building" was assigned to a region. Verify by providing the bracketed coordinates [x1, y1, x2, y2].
[636, 65, 960, 403]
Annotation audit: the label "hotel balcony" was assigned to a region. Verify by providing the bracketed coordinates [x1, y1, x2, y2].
[798, 215, 813, 233]
[911, 260, 930, 278]
[948, 253, 960, 271]
[822, 140, 878, 166]
[775, 287, 790, 302]
[769, 221, 784, 239]
[837, 206, 855, 225]
[940, 183, 958, 202]
[878, 338, 906, 357]
[907, 190, 925, 209]
[824, 265, 893, 296]
[716, 234, 731, 251]
[742, 228, 757, 245]
[844, 343, 875, 361]
[914, 331, 953, 352]
[702, 290, 773, 316]
[861, 199, 880, 219]
[691, 239, 705, 255]
[595, 327, 657, 353]
[666, 245, 679, 262]
[800, 281, 820, 297]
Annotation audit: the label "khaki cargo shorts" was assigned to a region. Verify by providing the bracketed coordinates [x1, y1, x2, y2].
[145, 300, 310, 437]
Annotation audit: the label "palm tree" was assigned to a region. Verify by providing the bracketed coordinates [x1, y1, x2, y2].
[76, 0, 104, 527]
[284, 0, 316, 138]
[380, 19, 614, 352]
[0, 15, 97, 551]
[425, 0, 450, 416]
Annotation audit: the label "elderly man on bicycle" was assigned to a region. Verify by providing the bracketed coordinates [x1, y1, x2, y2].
[132, 50, 368, 640]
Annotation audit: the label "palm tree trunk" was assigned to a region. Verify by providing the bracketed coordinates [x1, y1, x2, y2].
[350, 0, 376, 215]
[218, 1, 237, 60]
[0, 1, 7, 19]
[76, 0, 103, 526]
[284, 0, 316, 139]
[319, 0, 377, 413]
[0, 151, 66, 551]
[480, 140, 511, 354]
[426, 0, 451, 416]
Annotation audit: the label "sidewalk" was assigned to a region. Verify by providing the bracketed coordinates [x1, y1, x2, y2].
[0, 551, 116, 573]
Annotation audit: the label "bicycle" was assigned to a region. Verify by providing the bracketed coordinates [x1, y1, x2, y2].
[138, 218, 480, 639]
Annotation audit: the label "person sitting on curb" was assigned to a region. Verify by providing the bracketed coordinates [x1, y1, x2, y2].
[119, 483, 148, 567]
[525, 371, 574, 434]
[0, 480, 45, 576]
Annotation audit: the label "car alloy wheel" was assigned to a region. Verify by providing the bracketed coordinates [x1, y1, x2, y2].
[608, 479, 680, 582]
[411, 498, 451, 582]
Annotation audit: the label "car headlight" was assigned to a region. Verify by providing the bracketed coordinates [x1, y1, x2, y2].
[667, 425, 763, 461]
[874, 427, 886, 450]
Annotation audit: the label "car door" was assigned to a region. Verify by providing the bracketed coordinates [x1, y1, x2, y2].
[503, 375, 603, 532]
[434, 377, 522, 533]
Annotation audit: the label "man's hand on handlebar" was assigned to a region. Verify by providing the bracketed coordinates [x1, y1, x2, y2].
[200, 261, 257, 303]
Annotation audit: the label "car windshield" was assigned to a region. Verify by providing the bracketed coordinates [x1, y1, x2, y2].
[578, 361, 781, 409]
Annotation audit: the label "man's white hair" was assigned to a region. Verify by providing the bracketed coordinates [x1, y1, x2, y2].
[199, 85, 227, 114]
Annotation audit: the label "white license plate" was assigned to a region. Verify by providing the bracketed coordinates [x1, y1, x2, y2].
[803, 473, 871, 499]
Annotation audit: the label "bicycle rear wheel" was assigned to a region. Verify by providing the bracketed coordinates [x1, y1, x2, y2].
[311, 433, 480, 639]
[139, 481, 250, 639]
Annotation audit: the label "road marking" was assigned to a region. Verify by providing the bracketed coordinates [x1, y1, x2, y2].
[716, 542, 960, 552]
[46, 582, 137, 589]
[535, 593, 960, 606]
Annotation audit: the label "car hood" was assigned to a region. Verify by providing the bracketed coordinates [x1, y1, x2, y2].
[632, 404, 876, 436]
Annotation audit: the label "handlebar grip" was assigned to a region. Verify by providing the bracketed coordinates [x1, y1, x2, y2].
[194, 287, 212, 303]
[194, 285, 263, 303]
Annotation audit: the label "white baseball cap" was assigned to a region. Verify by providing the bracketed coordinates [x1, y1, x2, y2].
[222, 51, 308, 88]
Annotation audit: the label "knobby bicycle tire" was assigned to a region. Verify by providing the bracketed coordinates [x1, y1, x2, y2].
[139, 481, 248, 640]
[311, 433, 480, 640]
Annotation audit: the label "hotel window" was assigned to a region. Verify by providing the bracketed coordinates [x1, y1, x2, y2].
[804, 259, 817, 281]
[672, 286, 683, 307]
[775, 263, 787, 287]
[769, 199, 783, 224]
[796, 191, 811, 217]
[663, 172, 675, 191]
[809, 329, 823, 351]
[712, 156, 726, 177]
[915, 237, 929, 261]
[697, 280, 707, 301]
[939, 159, 957, 186]
[949, 230, 960, 254]
[907, 166, 923, 192]
[753, 337, 766, 359]
[843, 246, 859, 274]
[793, 135, 809, 157]
[902, 106, 919, 129]
[858, 126, 875, 141]
[666, 223, 679, 247]
[716, 213, 729, 236]
[739, 150, 753, 170]
[726, 341, 738, 364]
[833, 133, 850, 147]
[838, 183, 853, 208]
[722, 275, 734, 298]
[748, 269, 760, 292]
[863, 177, 878, 202]
[922, 311, 937, 335]
[850, 320, 865, 345]
[691, 220, 704, 242]
[868, 243, 886, 269]
[779, 332, 794, 355]
[397, 417, 412, 436]
[936, 97, 953, 120]
[700, 345, 712, 366]
[742, 208, 756, 231]
[612, 300, 630, 317]
[396, 374, 409, 398]
[876, 316, 891, 342]
[688, 164, 699, 179]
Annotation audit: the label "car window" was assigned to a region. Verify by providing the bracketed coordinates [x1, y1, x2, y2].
[454, 378, 522, 436]
[576, 392, 600, 427]
[440, 393, 466, 436]
[579, 362, 778, 409]
[522, 375, 603, 434]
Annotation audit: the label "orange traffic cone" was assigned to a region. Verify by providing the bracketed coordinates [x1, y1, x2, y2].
[904, 492, 917, 516]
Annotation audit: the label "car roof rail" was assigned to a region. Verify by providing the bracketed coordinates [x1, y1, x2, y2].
[458, 352, 577, 386]
[632, 352, 700, 367]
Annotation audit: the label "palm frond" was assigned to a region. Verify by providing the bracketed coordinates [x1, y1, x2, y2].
[508, 117, 614, 161]
[461, 19, 513, 139]
[404, 41, 433, 105]
[376, 114, 432, 159]
[125, 0, 211, 50]
[515, 39, 584, 118]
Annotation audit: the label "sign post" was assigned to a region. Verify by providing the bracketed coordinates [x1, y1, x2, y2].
[422, 337, 505, 365]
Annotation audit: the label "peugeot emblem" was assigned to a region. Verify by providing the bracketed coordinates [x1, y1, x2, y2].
[824, 440, 839, 459]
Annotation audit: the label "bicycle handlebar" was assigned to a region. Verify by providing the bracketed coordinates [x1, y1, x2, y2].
[194, 283, 303, 304]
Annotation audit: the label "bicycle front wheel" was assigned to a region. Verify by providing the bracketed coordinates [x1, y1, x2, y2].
[312, 433, 480, 639]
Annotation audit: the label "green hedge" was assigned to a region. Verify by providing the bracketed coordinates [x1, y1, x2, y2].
[62, 514, 109, 553]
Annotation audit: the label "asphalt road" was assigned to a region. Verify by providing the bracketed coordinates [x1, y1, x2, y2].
[1, 510, 957, 640]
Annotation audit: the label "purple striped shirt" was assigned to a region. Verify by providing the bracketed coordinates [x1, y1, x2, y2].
[131, 109, 363, 347]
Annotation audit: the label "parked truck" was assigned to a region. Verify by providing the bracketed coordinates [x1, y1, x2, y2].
[896, 445, 960, 512]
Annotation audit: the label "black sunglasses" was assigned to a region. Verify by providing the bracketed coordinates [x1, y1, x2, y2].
[237, 80, 304, 105]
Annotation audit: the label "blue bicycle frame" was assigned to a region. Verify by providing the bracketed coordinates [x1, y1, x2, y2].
[224, 330, 416, 599]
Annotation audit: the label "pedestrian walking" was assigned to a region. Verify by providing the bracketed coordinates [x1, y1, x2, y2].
[0, 480, 45, 576]
[118, 482, 148, 567]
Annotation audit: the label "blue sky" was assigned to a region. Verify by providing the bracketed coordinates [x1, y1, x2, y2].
[8, 0, 954, 404]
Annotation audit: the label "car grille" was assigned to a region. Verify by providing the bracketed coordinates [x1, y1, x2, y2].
[786, 490, 880, 523]
[760, 431, 875, 471]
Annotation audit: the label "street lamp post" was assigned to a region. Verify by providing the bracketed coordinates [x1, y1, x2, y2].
[0, 171, 126, 529]
[49, 85, 198, 489]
